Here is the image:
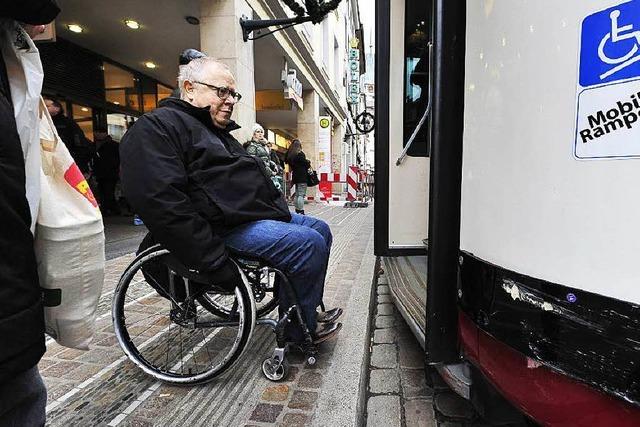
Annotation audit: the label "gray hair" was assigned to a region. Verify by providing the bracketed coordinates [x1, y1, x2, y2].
[252, 124, 265, 134]
[178, 57, 230, 99]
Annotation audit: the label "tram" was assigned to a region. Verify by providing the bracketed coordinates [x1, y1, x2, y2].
[374, 0, 640, 425]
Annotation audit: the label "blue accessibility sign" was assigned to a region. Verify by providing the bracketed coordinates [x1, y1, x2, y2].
[580, 0, 640, 87]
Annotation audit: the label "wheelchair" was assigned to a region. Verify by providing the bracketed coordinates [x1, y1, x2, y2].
[111, 244, 318, 385]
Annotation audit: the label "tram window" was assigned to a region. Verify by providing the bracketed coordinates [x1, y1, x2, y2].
[403, 0, 433, 157]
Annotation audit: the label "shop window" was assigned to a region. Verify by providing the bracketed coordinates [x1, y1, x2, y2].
[275, 133, 288, 151]
[107, 113, 136, 142]
[403, 0, 433, 157]
[141, 79, 157, 113]
[157, 84, 173, 102]
[71, 104, 94, 141]
[103, 62, 140, 111]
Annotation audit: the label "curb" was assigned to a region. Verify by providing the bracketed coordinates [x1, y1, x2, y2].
[311, 232, 377, 427]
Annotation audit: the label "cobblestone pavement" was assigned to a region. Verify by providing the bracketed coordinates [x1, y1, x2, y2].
[103, 215, 147, 260]
[365, 274, 525, 427]
[41, 203, 374, 426]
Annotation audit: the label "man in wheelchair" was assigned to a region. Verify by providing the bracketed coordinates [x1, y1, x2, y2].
[120, 57, 342, 345]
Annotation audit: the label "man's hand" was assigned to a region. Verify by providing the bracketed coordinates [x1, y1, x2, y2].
[21, 24, 46, 39]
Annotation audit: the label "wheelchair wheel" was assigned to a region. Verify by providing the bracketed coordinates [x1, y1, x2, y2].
[198, 263, 279, 319]
[112, 247, 256, 384]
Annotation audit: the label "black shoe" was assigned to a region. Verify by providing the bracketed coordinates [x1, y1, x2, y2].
[312, 322, 342, 344]
[317, 307, 343, 323]
[295, 209, 305, 215]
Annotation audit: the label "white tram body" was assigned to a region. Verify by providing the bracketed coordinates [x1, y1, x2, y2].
[462, 0, 640, 306]
[375, 0, 640, 425]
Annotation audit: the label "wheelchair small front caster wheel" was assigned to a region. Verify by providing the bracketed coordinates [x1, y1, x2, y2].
[307, 356, 316, 366]
[262, 357, 289, 381]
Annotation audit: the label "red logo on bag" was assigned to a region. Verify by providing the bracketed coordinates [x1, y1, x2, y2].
[64, 164, 98, 208]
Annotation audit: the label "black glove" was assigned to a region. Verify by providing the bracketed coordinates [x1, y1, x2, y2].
[206, 258, 243, 291]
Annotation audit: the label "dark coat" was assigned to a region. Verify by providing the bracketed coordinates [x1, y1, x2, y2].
[94, 136, 119, 179]
[120, 97, 291, 274]
[0, 41, 45, 382]
[288, 151, 310, 184]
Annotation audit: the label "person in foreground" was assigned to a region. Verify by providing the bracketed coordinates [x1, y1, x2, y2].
[119, 57, 343, 344]
[0, 1, 60, 425]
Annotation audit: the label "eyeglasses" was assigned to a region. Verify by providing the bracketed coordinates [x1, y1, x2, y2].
[194, 81, 242, 102]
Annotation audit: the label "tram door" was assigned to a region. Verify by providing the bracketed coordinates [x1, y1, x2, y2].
[375, 0, 434, 347]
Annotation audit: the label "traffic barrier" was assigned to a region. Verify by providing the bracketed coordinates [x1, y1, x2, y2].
[285, 166, 367, 206]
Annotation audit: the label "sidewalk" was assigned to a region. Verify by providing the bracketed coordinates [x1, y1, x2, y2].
[40, 203, 375, 426]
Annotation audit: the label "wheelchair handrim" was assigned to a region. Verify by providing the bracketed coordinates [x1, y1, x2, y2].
[112, 249, 256, 384]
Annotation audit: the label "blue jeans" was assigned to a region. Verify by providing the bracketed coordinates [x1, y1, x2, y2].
[294, 183, 307, 211]
[222, 213, 332, 335]
[0, 367, 47, 426]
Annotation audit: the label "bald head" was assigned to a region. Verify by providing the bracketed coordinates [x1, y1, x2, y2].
[178, 57, 239, 129]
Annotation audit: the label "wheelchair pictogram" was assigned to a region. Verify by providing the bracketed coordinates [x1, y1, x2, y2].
[598, 9, 640, 80]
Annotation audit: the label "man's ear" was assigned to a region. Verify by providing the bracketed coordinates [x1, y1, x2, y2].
[183, 81, 195, 101]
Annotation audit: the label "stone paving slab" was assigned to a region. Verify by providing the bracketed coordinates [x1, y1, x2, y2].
[365, 272, 436, 427]
[367, 269, 501, 427]
[41, 204, 375, 426]
[367, 395, 401, 427]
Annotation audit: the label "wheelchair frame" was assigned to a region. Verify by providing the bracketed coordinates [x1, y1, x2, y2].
[112, 244, 318, 384]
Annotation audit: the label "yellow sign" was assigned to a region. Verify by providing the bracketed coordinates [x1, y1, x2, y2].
[320, 118, 331, 128]
[255, 90, 292, 111]
[350, 37, 359, 49]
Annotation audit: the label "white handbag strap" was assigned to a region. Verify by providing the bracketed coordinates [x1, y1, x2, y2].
[39, 97, 59, 152]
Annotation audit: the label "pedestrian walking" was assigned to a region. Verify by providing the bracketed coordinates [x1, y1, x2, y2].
[286, 139, 310, 215]
[0, 1, 60, 425]
[245, 124, 283, 192]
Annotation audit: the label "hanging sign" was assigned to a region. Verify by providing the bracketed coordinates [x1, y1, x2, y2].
[575, 0, 640, 159]
[282, 69, 303, 110]
[348, 46, 361, 105]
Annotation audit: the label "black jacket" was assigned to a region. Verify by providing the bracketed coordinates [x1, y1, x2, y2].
[120, 98, 291, 274]
[0, 38, 44, 382]
[94, 136, 119, 179]
[288, 152, 310, 184]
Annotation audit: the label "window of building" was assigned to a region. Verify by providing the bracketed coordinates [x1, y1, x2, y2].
[107, 113, 136, 142]
[322, 18, 330, 71]
[403, 0, 433, 157]
[333, 37, 340, 90]
[103, 62, 140, 110]
[141, 79, 157, 112]
[157, 84, 173, 102]
[267, 130, 276, 144]
[71, 103, 94, 141]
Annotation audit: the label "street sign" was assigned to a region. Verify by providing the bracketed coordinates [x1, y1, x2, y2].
[575, 0, 640, 159]
[348, 47, 361, 105]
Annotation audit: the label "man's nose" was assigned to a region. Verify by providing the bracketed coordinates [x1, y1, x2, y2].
[225, 96, 237, 105]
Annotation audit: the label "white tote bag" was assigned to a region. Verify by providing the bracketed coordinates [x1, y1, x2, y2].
[35, 98, 105, 350]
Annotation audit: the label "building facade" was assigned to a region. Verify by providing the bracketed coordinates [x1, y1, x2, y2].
[39, 0, 365, 199]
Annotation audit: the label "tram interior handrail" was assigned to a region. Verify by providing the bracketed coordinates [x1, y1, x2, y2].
[396, 42, 433, 166]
